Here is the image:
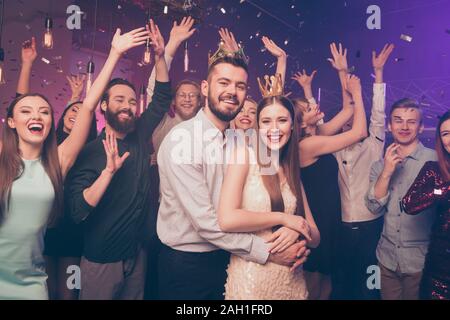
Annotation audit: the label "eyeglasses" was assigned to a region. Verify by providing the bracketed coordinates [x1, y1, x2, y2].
[176, 92, 199, 100]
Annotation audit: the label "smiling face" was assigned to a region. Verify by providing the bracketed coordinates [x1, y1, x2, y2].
[440, 118, 450, 154]
[63, 102, 82, 133]
[202, 62, 248, 122]
[258, 102, 293, 151]
[234, 99, 257, 130]
[101, 84, 137, 134]
[7, 95, 53, 146]
[174, 83, 201, 120]
[388, 107, 423, 146]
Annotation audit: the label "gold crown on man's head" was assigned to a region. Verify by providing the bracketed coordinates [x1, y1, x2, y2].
[257, 73, 284, 98]
[208, 39, 249, 67]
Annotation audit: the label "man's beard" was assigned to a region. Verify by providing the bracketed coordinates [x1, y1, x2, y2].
[105, 107, 136, 134]
[208, 92, 243, 122]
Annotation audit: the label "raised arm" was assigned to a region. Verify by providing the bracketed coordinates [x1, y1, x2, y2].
[299, 74, 368, 159]
[317, 42, 354, 136]
[138, 20, 172, 140]
[262, 36, 287, 87]
[58, 26, 150, 178]
[16, 37, 37, 95]
[372, 43, 394, 84]
[368, 43, 394, 146]
[146, 16, 195, 102]
[66, 74, 86, 104]
[292, 69, 316, 101]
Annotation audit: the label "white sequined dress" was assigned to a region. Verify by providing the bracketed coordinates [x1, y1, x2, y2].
[224, 153, 308, 300]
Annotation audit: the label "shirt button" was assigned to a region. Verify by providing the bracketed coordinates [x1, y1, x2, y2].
[397, 245, 400, 248]
[398, 214, 401, 217]
[397, 230, 400, 232]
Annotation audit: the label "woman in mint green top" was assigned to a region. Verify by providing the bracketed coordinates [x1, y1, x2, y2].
[0, 29, 151, 300]
[0, 158, 54, 299]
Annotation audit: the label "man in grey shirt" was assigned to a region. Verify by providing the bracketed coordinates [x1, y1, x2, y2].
[157, 55, 309, 300]
[366, 99, 437, 300]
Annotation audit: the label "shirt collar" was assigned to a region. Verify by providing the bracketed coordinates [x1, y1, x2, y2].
[197, 109, 224, 141]
[407, 142, 425, 161]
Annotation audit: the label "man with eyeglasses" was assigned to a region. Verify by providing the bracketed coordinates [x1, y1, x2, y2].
[151, 80, 202, 155]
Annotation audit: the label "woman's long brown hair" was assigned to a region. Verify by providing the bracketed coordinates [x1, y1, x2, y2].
[256, 96, 305, 217]
[0, 94, 63, 226]
[436, 110, 450, 181]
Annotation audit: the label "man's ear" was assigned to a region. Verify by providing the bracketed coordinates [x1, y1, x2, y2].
[201, 80, 209, 99]
[101, 101, 107, 113]
[7, 117, 16, 129]
[419, 123, 424, 134]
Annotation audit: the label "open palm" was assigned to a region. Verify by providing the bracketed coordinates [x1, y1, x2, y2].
[103, 131, 130, 174]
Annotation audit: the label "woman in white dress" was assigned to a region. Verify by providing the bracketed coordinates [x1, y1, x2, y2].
[218, 92, 320, 300]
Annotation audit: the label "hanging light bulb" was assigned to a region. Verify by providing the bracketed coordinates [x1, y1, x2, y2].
[142, 38, 152, 66]
[184, 41, 189, 73]
[139, 84, 146, 116]
[0, 48, 6, 85]
[42, 16, 54, 49]
[86, 60, 95, 94]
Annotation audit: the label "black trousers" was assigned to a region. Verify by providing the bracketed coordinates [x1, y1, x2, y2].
[157, 245, 230, 300]
[334, 216, 384, 300]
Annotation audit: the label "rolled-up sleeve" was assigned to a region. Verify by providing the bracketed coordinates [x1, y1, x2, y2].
[158, 141, 269, 264]
[65, 151, 100, 224]
[366, 160, 389, 215]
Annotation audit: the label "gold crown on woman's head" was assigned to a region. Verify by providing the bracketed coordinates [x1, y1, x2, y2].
[208, 40, 249, 67]
[257, 73, 284, 98]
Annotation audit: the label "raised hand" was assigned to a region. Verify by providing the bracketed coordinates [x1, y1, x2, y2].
[21, 37, 37, 65]
[372, 43, 395, 70]
[266, 227, 300, 254]
[292, 69, 317, 89]
[103, 131, 130, 175]
[111, 27, 150, 56]
[327, 42, 348, 72]
[66, 74, 86, 100]
[262, 36, 286, 59]
[382, 143, 402, 177]
[345, 74, 361, 97]
[169, 16, 195, 44]
[148, 19, 165, 58]
[218, 28, 239, 52]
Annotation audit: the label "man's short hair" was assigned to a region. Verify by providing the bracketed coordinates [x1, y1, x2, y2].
[100, 78, 136, 114]
[173, 79, 201, 96]
[207, 56, 248, 81]
[389, 98, 423, 124]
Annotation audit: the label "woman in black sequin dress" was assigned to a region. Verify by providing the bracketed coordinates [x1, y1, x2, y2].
[402, 110, 450, 300]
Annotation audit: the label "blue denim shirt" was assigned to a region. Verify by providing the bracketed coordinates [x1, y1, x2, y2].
[366, 142, 437, 273]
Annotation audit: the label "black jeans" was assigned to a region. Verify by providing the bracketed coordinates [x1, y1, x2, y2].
[334, 216, 384, 300]
[157, 245, 230, 300]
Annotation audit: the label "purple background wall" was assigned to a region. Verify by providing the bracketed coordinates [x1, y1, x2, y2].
[1, 0, 449, 146]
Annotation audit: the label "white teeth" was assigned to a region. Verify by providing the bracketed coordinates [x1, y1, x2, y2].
[69, 118, 75, 123]
[28, 123, 43, 130]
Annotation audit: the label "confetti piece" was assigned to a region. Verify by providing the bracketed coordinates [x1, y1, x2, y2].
[257, 12, 262, 18]
[370, 73, 376, 79]
[41, 57, 50, 64]
[395, 57, 404, 62]
[400, 34, 413, 42]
